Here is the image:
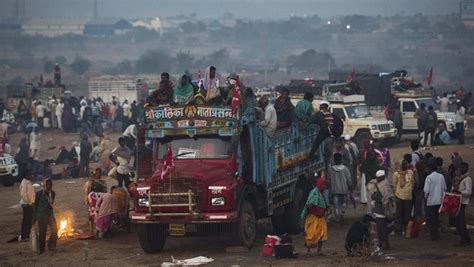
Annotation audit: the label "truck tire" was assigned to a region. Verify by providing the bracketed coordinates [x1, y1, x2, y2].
[233, 200, 256, 248]
[284, 188, 304, 234]
[2, 175, 15, 187]
[355, 131, 371, 148]
[137, 224, 167, 253]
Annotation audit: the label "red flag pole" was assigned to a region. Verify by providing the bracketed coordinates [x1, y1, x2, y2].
[427, 67, 433, 86]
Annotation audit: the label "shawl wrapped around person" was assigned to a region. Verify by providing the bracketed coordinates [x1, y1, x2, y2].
[274, 95, 295, 128]
[295, 99, 313, 122]
[173, 76, 194, 105]
[96, 193, 116, 234]
[203, 66, 220, 100]
[301, 179, 328, 247]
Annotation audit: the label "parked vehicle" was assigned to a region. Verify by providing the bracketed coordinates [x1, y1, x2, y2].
[0, 153, 19, 186]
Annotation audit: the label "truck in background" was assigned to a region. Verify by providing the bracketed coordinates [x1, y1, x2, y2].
[129, 92, 326, 253]
[88, 75, 157, 103]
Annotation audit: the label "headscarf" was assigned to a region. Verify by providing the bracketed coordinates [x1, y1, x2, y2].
[203, 66, 219, 100]
[316, 177, 325, 192]
[173, 75, 194, 105]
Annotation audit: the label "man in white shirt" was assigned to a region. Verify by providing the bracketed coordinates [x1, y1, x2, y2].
[122, 100, 131, 131]
[36, 101, 45, 129]
[455, 102, 466, 144]
[110, 137, 132, 189]
[437, 93, 451, 112]
[423, 163, 447, 241]
[19, 170, 35, 241]
[454, 162, 472, 246]
[258, 96, 277, 137]
[55, 99, 64, 130]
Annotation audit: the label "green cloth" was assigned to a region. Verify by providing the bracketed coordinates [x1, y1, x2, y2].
[294, 99, 313, 122]
[300, 187, 326, 220]
[173, 77, 194, 104]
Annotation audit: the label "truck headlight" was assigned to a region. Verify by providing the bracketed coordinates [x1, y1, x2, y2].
[446, 117, 454, 122]
[211, 197, 225, 206]
[138, 197, 149, 207]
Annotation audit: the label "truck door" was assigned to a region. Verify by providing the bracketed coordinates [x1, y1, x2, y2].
[136, 126, 155, 180]
[401, 101, 417, 130]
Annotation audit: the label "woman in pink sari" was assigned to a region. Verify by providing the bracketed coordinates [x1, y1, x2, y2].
[96, 192, 116, 238]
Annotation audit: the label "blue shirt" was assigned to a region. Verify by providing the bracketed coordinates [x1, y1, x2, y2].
[439, 130, 450, 145]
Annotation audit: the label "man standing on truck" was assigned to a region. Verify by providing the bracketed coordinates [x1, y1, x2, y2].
[423, 106, 437, 147]
[258, 96, 277, 137]
[307, 101, 334, 159]
[54, 63, 61, 86]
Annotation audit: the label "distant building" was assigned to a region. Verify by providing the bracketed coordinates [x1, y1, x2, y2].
[21, 18, 89, 37]
[84, 18, 132, 36]
[0, 18, 22, 35]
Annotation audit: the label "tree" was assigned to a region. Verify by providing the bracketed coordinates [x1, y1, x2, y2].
[176, 51, 195, 72]
[43, 60, 55, 74]
[135, 49, 173, 74]
[70, 56, 91, 76]
[287, 49, 335, 73]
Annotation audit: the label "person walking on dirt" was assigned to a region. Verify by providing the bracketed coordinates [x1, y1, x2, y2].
[368, 170, 393, 250]
[301, 177, 327, 255]
[15, 137, 30, 178]
[79, 134, 92, 178]
[424, 161, 446, 241]
[34, 179, 57, 254]
[423, 106, 437, 147]
[110, 137, 132, 188]
[455, 101, 466, 145]
[328, 153, 352, 223]
[452, 162, 472, 246]
[393, 160, 414, 235]
[18, 170, 35, 242]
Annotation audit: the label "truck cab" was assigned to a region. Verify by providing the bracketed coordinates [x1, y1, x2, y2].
[322, 83, 397, 146]
[130, 93, 325, 253]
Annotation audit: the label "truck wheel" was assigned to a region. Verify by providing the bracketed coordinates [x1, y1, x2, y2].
[137, 224, 167, 253]
[284, 188, 304, 234]
[355, 131, 371, 148]
[233, 200, 256, 248]
[2, 175, 15, 187]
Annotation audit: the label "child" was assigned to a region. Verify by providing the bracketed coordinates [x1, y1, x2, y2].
[34, 179, 57, 254]
[301, 178, 328, 255]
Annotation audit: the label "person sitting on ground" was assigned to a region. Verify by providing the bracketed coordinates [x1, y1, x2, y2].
[173, 75, 194, 105]
[433, 123, 450, 146]
[55, 145, 71, 164]
[62, 158, 80, 179]
[301, 177, 328, 255]
[294, 92, 314, 123]
[345, 214, 373, 256]
[274, 89, 295, 130]
[257, 96, 277, 137]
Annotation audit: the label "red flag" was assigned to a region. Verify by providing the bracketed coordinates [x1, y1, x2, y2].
[346, 68, 356, 82]
[231, 76, 241, 116]
[160, 146, 174, 180]
[427, 67, 433, 86]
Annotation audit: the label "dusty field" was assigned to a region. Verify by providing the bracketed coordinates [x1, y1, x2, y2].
[0, 128, 474, 267]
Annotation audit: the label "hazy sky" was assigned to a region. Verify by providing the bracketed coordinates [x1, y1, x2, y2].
[0, 0, 459, 19]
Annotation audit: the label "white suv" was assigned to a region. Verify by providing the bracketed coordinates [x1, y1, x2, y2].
[0, 154, 19, 186]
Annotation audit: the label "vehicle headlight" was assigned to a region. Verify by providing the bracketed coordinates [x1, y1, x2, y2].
[446, 117, 454, 122]
[138, 197, 149, 207]
[211, 197, 226, 206]
[371, 125, 377, 130]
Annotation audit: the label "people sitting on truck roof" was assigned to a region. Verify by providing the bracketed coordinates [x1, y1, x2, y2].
[147, 80, 174, 106]
[295, 92, 314, 123]
[173, 75, 194, 105]
[274, 89, 295, 130]
[160, 72, 174, 88]
[257, 96, 277, 137]
[223, 73, 248, 109]
[202, 66, 221, 102]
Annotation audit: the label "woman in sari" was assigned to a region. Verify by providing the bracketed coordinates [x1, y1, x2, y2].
[301, 178, 328, 255]
[96, 192, 116, 238]
[173, 75, 194, 105]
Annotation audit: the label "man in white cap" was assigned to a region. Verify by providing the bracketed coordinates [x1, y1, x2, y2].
[368, 170, 395, 250]
[307, 100, 334, 158]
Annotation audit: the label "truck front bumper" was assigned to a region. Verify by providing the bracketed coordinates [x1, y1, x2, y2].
[0, 164, 18, 178]
[370, 129, 397, 139]
[130, 211, 239, 224]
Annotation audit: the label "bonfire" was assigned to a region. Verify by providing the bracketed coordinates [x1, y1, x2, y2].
[57, 217, 75, 239]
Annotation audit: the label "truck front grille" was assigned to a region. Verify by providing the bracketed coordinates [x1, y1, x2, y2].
[153, 178, 203, 209]
[378, 124, 390, 132]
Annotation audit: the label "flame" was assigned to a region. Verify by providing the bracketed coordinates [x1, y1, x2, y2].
[57, 218, 73, 238]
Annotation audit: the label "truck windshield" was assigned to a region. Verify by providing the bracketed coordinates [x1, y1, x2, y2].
[157, 135, 232, 159]
[345, 105, 371, 119]
[416, 99, 439, 110]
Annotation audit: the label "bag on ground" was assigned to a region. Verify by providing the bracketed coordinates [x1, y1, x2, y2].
[261, 235, 280, 257]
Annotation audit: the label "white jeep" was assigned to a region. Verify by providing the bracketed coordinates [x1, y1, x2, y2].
[0, 154, 19, 186]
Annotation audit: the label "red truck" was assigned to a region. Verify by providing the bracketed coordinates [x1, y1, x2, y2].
[129, 94, 325, 253]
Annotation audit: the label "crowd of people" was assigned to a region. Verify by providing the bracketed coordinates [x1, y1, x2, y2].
[301, 137, 472, 256]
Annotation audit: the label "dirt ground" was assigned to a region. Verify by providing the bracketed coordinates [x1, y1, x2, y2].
[1, 126, 474, 267]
